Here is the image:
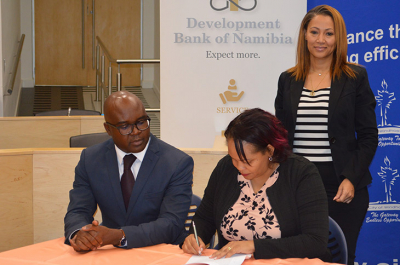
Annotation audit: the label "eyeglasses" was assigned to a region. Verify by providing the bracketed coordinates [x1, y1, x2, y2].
[106, 117, 151, 135]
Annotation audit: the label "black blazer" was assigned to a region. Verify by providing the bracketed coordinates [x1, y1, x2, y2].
[191, 154, 330, 261]
[275, 65, 378, 190]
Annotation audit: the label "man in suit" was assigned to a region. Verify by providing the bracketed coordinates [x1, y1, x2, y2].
[64, 91, 194, 252]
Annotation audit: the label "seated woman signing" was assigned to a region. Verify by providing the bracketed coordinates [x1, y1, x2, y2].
[182, 108, 331, 261]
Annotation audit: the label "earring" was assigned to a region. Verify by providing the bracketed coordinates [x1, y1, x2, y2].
[268, 157, 272, 161]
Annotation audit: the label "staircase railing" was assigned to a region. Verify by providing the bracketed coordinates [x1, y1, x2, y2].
[6, 34, 25, 95]
[96, 36, 160, 114]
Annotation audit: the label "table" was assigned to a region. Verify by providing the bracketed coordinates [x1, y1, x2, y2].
[0, 238, 342, 265]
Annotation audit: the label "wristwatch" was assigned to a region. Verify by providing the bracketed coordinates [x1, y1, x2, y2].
[118, 229, 126, 247]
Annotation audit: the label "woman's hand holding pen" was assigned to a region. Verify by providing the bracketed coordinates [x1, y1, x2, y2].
[182, 234, 206, 255]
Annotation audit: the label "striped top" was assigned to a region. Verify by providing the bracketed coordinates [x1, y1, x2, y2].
[293, 88, 332, 162]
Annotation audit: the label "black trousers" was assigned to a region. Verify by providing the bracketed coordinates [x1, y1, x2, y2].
[315, 162, 369, 265]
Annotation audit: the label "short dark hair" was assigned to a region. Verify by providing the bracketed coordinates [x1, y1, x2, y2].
[224, 108, 291, 164]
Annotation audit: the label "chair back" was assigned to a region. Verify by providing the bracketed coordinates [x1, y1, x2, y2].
[185, 194, 201, 232]
[328, 216, 348, 264]
[185, 194, 219, 249]
[35, 109, 101, 116]
[209, 233, 219, 250]
[70, 132, 111, 148]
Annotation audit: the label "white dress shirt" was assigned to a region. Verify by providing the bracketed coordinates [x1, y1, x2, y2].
[114, 137, 151, 180]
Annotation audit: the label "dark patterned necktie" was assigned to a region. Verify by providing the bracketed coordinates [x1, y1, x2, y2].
[121, 154, 137, 210]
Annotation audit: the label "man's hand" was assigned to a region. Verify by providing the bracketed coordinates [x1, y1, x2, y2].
[70, 220, 102, 252]
[334, 178, 355, 204]
[70, 220, 124, 252]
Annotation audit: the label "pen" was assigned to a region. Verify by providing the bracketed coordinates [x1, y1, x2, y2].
[192, 221, 200, 247]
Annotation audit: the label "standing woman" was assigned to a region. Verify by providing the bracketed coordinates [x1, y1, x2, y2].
[275, 5, 378, 265]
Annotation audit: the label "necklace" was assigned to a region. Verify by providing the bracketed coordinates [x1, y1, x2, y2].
[311, 69, 327, 76]
[309, 71, 329, 96]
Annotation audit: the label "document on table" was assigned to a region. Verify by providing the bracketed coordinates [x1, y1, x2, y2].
[185, 253, 251, 265]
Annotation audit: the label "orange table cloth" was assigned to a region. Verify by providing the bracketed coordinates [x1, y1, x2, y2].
[0, 238, 342, 265]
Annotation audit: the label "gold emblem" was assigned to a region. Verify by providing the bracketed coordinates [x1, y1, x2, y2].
[219, 79, 244, 104]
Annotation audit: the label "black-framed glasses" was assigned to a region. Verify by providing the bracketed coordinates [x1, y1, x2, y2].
[106, 117, 151, 135]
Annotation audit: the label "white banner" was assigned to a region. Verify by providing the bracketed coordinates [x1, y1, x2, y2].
[161, 0, 306, 148]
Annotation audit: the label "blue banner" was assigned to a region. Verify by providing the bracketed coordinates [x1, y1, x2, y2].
[307, 1, 400, 264]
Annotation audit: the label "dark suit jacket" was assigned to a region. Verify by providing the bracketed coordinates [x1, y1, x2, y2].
[275, 65, 378, 190]
[64, 134, 194, 248]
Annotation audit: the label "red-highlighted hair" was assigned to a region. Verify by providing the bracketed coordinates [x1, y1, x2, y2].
[224, 108, 291, 164]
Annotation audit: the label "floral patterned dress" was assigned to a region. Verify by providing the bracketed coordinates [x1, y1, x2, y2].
[220, 170, 281, 241]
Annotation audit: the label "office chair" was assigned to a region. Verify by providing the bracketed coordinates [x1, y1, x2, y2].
[185, 194, 202, 232]
[328, 216, 348, 264]
[70, 132, 111, 148]
[35, 109, 101, 116]
[209, 233, 219, 250]
[184, 194, 219, 249]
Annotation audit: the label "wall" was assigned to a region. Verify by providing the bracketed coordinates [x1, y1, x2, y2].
[0, 116, 106, 149]
[20, 0, 33, 88]
[1, 0, 22, 117]
[1, 0, 159, 117]
[153, 0, 160, 99]
[0, 3, 3, 116]
[0, 149, 33, 252]
[160, 1, 304, 148]
[142, 0, 160, 100]
[142, 0, 155, 89]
